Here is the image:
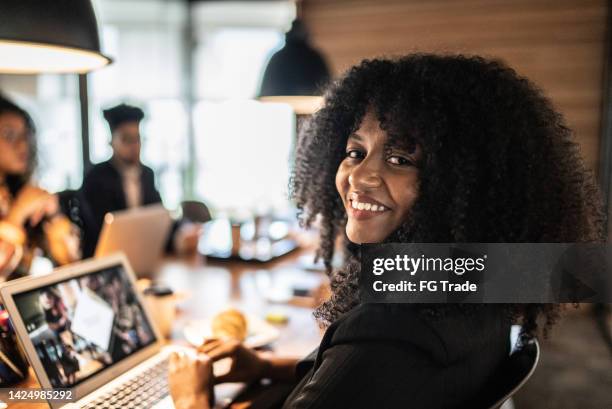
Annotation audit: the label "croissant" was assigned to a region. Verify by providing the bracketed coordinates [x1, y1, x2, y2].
[211, 309, 247, 341]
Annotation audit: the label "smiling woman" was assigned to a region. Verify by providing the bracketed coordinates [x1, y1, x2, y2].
[293, 55, 605, 333]
[168, 54, 605, 409]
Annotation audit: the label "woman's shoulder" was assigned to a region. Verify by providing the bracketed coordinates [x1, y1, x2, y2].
[328, 303, 510, 366]
[288, 304, 511, 408]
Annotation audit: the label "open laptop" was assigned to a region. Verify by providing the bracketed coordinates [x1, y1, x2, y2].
[95, 204, 172, 276]
[0, 254, 245, 408]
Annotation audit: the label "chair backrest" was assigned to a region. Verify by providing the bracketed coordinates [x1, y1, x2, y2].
[57, 189, 78, 219]
[58, 189, 98, 257]
[181, 200, 212, 223]
[465, 338, 540, 409]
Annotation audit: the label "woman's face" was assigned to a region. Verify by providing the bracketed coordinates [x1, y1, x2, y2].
[0, 112, 30, 175]
[335, 112, 421, 244]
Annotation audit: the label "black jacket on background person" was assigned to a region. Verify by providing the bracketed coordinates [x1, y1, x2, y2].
[79, 159, 163, 257]
[282, 303, 510, 409]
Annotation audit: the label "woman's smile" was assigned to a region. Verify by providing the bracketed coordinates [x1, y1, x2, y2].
[347, 193, 391, 220]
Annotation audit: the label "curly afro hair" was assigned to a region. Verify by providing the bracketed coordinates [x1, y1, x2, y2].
[290, 54, 606, 338]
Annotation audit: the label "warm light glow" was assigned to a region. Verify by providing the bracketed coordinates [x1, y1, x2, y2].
[259, 95, 324, 115]
[0, 40, 111, 74]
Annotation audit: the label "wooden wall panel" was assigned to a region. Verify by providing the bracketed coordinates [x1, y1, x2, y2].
[302, 0, 608, 173]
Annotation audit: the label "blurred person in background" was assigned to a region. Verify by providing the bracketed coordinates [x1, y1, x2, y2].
[79, 103, 200, 258]
[0, 95, 80, 281]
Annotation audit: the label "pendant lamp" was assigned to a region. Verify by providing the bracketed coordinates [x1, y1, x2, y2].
[259, 19, 330, 115]
[0, 0, 111, 74]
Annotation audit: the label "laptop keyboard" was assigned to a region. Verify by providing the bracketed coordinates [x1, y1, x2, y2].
[83, 357, 169, 409]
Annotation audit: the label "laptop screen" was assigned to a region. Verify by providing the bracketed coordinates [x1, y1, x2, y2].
[11, 263, 157, 388]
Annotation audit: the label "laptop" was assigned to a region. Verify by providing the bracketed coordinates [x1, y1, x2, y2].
[95, 204, 172, 276]
[0, 254, 245, 408]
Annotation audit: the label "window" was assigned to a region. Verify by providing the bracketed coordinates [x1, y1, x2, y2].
[193, 100, 294, 212]
[192, 1, 296, 213]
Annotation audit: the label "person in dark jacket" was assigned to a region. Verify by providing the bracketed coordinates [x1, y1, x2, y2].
[80, 104, 199, 257]
[167, 55, 605, 409]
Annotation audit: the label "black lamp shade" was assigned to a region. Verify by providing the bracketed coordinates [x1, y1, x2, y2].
[258, 20, 330, 114]
[259, 41, 330, 97]
[0, 0, 111, 73]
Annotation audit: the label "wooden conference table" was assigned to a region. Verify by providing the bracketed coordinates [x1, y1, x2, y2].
[11, 248, 326, 409]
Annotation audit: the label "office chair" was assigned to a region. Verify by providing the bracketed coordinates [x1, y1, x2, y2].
[180, 200, 212, 223]
[463, 338, 540, 409]
[57, 189, 98, 257]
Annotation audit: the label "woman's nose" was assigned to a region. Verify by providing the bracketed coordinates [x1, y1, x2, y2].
[349, 162, 382, 189]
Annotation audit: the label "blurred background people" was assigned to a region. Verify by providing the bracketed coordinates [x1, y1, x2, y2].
[79, 103, 200, 257]
[0, 95, 80, 281]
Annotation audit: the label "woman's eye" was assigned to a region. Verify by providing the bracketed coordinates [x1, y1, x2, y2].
[387, 156, 414, 166]
[346, 150, 365, 159]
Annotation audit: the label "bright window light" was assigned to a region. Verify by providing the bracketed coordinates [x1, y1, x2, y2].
[193, 100, 294, 212]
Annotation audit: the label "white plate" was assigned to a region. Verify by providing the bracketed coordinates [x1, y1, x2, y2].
[183, 314, 280, 348]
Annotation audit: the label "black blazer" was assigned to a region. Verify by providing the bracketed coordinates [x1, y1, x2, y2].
[282, 304, 510, 409]
[79, 159, 162, 257]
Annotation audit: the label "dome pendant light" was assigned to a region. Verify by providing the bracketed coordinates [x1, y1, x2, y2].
[258, 19, 330, 115]
[0, 0, 111, 74]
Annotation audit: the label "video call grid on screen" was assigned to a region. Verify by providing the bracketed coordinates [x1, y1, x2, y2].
[12, 265, 156, 388]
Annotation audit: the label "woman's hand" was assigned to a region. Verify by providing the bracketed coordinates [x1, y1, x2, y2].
[44, 216, 81, 264]
[198, 338, 268, 384]
[0, 239, 18, 278]
[7, 185, 57, 227]
[169, 350, 214, 409]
